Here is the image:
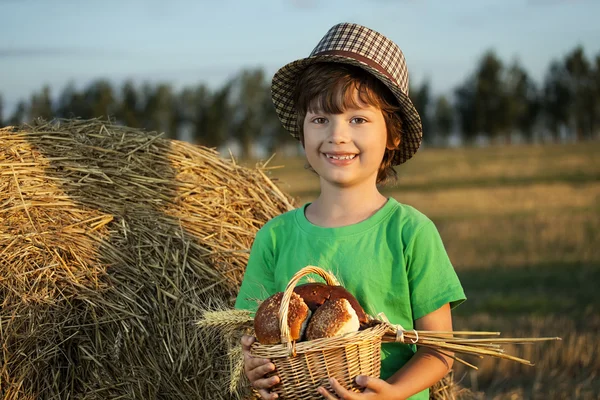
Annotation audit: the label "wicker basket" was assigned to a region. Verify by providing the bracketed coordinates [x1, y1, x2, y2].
[251, 266, 388, 399]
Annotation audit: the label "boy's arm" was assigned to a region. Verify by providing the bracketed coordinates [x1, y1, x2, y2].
[384, 303, 454, 398]
[319, 303, 454, 400]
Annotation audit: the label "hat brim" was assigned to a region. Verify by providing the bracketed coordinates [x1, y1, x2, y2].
[271, 54, 423, 166]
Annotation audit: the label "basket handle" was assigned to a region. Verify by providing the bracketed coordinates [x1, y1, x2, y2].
[279, 266, 340, 351]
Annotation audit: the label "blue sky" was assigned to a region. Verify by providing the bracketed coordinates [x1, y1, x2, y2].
[1, 0, 599, 113]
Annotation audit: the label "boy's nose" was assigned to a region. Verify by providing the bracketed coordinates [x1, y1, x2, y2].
[328, 119, 350, 144]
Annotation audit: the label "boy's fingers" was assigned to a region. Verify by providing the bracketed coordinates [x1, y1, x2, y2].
[317, 386, 338, 399]
[257, 388, 279, 399]
[241, 334, 256, 351]
[328, 378, 354, 399]
[253, 375, 280, 390]
[355, 375, 385, 392]
[247, 362, 276, 381]
[243, 352, 272, 370]
[255, 362, 276, 377]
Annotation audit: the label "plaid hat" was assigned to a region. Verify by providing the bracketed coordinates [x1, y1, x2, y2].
[271, 22, 423, 165]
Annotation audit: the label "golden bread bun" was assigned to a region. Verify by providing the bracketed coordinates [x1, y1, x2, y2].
[305, 298, 360, 340]
[253, 291, 311, 345]
[294, 283, 368, 324]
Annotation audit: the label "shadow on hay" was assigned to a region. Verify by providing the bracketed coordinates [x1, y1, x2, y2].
[1, 119, 287, 399]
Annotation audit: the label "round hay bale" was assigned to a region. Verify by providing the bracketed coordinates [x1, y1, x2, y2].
[0, 118, 295, 399]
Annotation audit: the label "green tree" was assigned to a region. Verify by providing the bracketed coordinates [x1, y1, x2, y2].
[504, 61, 539, 143]
[142, 84, 177, 138]
[230, 69, 269, 158]
[118, 80, 141, 128]
[543, 60, 571, 142]
[594, 53, 600, 137]
[263, 90, 292, 155]
[454, 75, 478, 144]
[0, 94, 4, 127]
[191, 85, 211, 144]
[192, 83, 232, 148]
[434, 95, 453, 143]
[29, 85, 54, 121]
[85, 80, 116, 120]
[409, 81, 432, 144]
[474, 50, 507, 142]
[9, 101, 27, 125]
[57, 83, 93, 119]
[564, 47, 594, 140]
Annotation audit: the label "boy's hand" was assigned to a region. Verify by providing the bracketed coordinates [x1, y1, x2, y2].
[241, 334, 280, 399]
[318, 376, 400, 400]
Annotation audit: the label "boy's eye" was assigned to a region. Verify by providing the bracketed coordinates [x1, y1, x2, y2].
[351, 117, 367, 124]
[312, 117, 327, 124]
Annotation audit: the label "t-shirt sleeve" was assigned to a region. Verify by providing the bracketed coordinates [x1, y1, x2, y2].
[405, 220, 466, 321]
[234, 226, 276, 313]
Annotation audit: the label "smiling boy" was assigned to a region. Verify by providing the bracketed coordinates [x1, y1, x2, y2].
[236, 23, 466, 400]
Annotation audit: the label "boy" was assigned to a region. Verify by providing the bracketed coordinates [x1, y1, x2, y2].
[235, 22, 466, 399]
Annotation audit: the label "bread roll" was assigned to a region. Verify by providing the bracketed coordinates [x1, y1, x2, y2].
[305, 298, 360, 340]
[294, 283, 368, 324]
[253, 292, 311, 345]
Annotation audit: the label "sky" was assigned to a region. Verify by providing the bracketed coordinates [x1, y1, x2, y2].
[1, 0, 599, 114]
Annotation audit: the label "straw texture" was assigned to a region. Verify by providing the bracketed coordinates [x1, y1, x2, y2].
[0, 118, 294, 400]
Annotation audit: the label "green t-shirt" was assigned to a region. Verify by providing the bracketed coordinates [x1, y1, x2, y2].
[235, 197, 466, 400]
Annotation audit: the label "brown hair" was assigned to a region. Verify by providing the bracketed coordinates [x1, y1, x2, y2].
[292, 62, 402, 185]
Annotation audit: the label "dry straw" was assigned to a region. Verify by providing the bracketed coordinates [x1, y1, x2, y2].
[0, 118, 294, 399]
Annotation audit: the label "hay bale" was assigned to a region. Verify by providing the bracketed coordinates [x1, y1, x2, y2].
[0, 119, 294, 399]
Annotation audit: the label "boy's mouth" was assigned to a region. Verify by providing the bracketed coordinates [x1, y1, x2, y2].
[324, 153, 357, 160]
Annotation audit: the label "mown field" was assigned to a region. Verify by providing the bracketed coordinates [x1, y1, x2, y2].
[256, 142, 600, 399]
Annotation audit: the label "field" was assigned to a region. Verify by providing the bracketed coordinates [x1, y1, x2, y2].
[257, 142, 600, 399]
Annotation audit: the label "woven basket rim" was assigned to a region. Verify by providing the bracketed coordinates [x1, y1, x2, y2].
[251, 321, 388, 358]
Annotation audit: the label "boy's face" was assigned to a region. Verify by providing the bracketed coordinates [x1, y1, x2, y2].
[302, 91, 388, 189]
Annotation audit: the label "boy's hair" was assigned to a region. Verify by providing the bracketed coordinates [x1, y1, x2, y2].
[292, 63, 402, 185]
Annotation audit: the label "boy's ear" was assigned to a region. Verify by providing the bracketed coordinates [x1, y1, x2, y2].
[386, 134, 401, 150]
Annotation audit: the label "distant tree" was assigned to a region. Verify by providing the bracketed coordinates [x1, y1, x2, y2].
[409, 81, 432, 144]
[504, 61, 540, 143]
[208, 83, 232, 148]
[543, 60, 571, 142]
[29, 85, 54, 121]
[9, 101, 27, 125]
[263, 90, 292, 154]
[564, 47, 594, 140]
[230, 69, 269, 158]
[192, 84, 211, 144]
[454, 75, 478, 144]
[142, 84, 177, 138]
[594, 53, 600, 137]
[190, 83, 233, 148]
[0, 94, 4, 127]
[85, 80, 116, 120]
[434, 95, 453, 143]
[118, 80, 141, 128]
[56, 82, 93, 119]
[176, 87, 197, 126]
[474, 51, 507, 142]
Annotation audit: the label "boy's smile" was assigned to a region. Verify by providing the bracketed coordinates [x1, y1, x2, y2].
[324, 152, 358, 165]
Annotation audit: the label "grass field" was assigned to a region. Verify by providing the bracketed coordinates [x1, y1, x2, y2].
[254, 141, 600, 399]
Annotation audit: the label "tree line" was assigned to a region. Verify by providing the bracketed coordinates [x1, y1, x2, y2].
[1, 46, 599, 157]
